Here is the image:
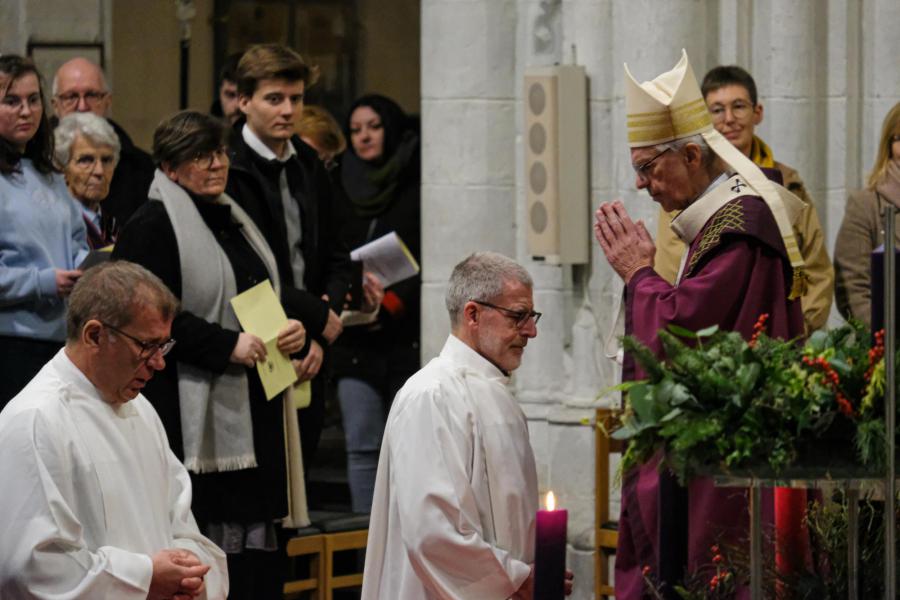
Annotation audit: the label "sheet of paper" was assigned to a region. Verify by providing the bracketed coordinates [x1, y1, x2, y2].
[340, 306, 380, 327]
[230, 280, 298, 400]
[349, 231, 420, 287]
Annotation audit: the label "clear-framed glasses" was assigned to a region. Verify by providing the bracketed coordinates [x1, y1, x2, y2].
[191, 147, 229, 170]
[0, 92, 42, 112]
[54, 90, 108, 110]
[708, 100, 754, 123]
[101, 322, 176, 361]
[472, 300, 542, 328]
[632, 146, 671, 183]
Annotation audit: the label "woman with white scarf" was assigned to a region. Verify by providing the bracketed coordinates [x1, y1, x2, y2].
[113, 111, 307, 599]
[835, 101, 900, 327]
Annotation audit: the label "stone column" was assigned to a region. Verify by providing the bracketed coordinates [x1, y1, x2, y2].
[420, 0, 519, 361]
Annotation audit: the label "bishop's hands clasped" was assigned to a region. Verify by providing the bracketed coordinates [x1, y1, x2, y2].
[593, 200, 655, 284]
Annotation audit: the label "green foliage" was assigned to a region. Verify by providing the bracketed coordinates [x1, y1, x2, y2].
[617, 320, 891, 482]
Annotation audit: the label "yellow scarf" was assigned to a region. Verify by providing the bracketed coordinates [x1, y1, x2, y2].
[748, 135, 776, 169]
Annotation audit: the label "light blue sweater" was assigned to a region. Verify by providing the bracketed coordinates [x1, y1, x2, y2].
[0, 159, 89, 342]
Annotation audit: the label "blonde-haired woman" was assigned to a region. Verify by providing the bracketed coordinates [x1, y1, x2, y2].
[835, 101, 900, 326]
[294, 105, 346, 168]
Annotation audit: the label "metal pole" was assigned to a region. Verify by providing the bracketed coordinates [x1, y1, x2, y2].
[848, 487, 859, 600]
[750, 485, 762, 600]
[884, 204, 896, 600]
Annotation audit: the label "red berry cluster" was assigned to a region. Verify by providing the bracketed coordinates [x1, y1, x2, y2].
[802, 355, 854, 417]
[707, 545, 733, 592]
[748, 313, 770, 348]
[865, 329, 885, 382]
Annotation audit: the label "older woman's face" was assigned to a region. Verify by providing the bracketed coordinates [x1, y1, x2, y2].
[350, 106, 384, 162]
[65, 134, 115, 207]
[165, 147, 229, 199]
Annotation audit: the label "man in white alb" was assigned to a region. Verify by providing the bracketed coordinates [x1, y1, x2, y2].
[0, 261, 228, 599]
[363, 251, 562, 599]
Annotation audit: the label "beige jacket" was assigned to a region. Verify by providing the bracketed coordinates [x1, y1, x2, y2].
[654, 161, 834, 333]
[833, 188, 900, 328]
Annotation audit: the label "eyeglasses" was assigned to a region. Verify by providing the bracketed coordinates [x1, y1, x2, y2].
[472, 300, 542, 328]
[54, 91, 108, 110]
[102, 322, 176, 361]
[708, 100, 754, 123]
[632, 147, 671, 183]
[0, 93, 42, 112]
[191, 147, 229, 170]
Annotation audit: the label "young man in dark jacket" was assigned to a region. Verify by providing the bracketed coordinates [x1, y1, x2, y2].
[226, 43, 353, 469]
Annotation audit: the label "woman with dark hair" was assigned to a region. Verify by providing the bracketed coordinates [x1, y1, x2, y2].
[835, 101, 900, 326]
[113, 110, 308, 599]
[331, 94, 421, 513]
[0, 54, 88, 407]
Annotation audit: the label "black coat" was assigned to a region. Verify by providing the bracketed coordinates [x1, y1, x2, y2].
[329, 148, 421, 393]
[112, 198, 299, 524]
[226, 122, 353, 343]
[101, 120, 155, 229]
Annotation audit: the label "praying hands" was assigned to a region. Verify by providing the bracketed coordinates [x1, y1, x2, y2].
[593, 200, 656, 284]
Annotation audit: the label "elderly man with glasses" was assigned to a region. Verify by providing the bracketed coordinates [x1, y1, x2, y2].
[52, 57, 155, 228]
[0, 261, 228, 599]
[653, 64, 833, 334]
[594, 51, 811, 598]
[363, 251, 573, 600]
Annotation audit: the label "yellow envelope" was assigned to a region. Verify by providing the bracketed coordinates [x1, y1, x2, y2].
[230, 280, 298, 400]
[292, 380, 312, 410]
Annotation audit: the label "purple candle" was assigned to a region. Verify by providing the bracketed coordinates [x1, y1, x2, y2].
[534, 491, 567, 599]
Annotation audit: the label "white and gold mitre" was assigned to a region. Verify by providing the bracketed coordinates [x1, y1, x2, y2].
[624, 50, 712, 148]
[624, 49, 808, 299]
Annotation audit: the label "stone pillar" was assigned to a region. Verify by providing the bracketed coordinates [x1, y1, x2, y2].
[420, 0, 519, 361]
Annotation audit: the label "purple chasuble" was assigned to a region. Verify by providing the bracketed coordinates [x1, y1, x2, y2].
[615, 193, 804, 599]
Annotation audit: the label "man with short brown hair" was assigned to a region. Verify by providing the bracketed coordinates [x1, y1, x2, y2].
[225, 43, 353, 468]
[0, 261, 228, 599]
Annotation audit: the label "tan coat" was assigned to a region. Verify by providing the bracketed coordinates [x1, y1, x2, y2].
[654, 161, 834, 333]
[833, 188, 900, 328]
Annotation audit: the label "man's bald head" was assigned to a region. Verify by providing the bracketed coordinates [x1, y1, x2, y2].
[52, 57, 111, 118]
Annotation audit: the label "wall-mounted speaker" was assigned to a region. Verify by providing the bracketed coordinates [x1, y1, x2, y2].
[524, 65, 588, 264]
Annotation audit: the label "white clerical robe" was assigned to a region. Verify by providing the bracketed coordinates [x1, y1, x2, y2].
[0, 350, 228, 599]
[362, 334, 539, 600]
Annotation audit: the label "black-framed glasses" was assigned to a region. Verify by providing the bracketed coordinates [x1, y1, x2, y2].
[191, 147, 229, 170]
[101, 322, 176, 360]
[632, 146, 671, 183]
[472, 300, 542, 328]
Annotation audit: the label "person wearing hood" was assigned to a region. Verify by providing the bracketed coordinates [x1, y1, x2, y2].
[330, 93, 421, 514]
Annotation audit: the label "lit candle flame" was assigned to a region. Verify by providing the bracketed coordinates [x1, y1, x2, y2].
[546, 490, 556, 511]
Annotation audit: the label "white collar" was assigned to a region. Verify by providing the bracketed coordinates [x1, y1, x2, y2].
[242, 123, 296, 162]
[441, 334, 510, 384]
[670, 171, 734, 243]
[53, 348, 138, 417]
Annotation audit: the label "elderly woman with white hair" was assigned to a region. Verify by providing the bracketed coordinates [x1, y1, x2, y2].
[54, 112, 120, 248]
